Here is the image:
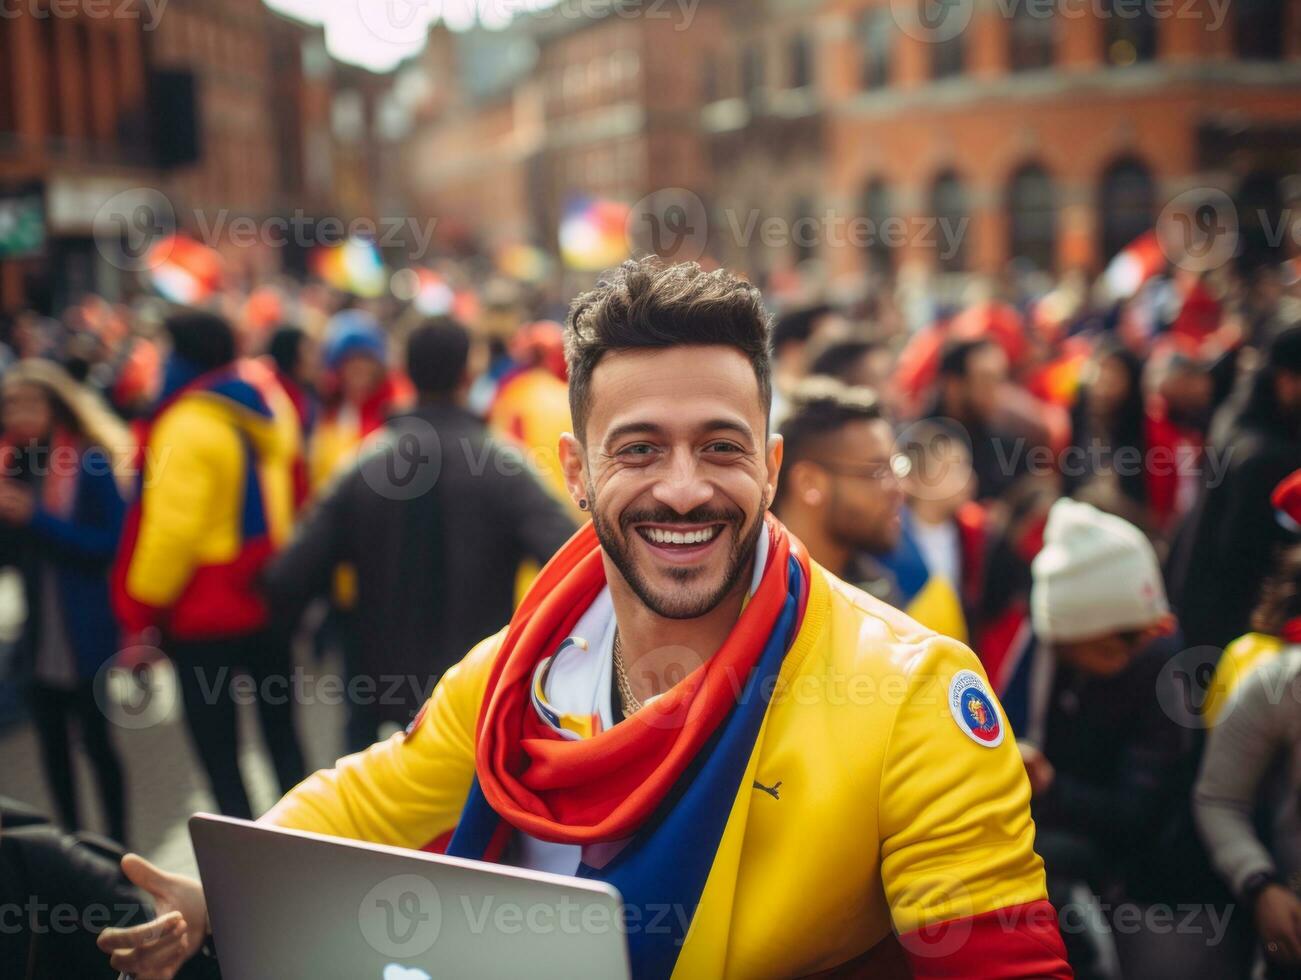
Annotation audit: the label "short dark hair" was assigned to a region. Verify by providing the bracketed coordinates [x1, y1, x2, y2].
[564, 257, 772, 442]
[165, 311, 236, 372]
[774, 378, 884, 508]
[807, 338, 883, 383]
[406, 316, 470, 395]
[938, 338, 995, 380]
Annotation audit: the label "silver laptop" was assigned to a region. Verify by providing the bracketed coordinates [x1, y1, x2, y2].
[190, 814, 631, 980]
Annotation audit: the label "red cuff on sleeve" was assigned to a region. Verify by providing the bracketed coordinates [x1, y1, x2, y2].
[899, 900, 1073, 979]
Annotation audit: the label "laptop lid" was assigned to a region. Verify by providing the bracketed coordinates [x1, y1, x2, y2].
[190, 813, 631, 980]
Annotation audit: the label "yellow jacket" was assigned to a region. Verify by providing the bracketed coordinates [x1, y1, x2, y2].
[266, 563, 1053, 976]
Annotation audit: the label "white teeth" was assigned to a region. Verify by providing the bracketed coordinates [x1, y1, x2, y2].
[644, 526, 719, 546]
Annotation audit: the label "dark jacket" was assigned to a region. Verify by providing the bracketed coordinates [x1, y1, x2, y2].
[0, 446, 125, 680]
[263, 402, 576, 724]
[1167, 416, 1301, 652]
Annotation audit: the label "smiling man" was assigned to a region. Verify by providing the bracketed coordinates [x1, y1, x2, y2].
[101, 259, 1069, 980]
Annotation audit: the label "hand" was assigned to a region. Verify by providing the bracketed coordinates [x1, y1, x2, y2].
[1018, 741, 1056, 797]
[1256, 884, 1301, 965]
[0, 481, 35, 525]
[97, 854, 208, 979]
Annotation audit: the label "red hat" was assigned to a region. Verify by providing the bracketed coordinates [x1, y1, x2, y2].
[1272, 469, 1301, 531]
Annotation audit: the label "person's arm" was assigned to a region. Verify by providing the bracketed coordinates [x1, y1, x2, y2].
[877, 636, 1071, 977]
[27, 450, 126, 567]
[1194, 658, 1290, 896]
[261, 626, 501, 846]
[98, 630, 504, 979]
[489, 441, 577, 565]
[261, 469, 353, 624]
[123, 407, 230, 613]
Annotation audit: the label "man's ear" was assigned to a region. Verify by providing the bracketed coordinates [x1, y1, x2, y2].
[765, 434, 783, 511]
[559, 432, 588, 511]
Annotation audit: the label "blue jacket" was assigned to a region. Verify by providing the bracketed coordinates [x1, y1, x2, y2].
[1, 447, 126, 679]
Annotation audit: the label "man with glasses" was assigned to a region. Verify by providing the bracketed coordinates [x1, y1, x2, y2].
[772, 378, 908, 604]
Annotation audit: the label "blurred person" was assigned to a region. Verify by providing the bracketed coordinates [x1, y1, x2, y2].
[805, 337, 901, 416]
[768, 303, 841, 425]
[879, 420, 1009, 649]
[1015, 499, 1232, 978]
[1202, 470, 1301, 726]
[1066, 341, 1149, 525]
[924, 337, 1026, 499]
[485, 320, 580, 519]
[1144, 347, 1213, 534]
[1195, 643, 1301, 978]
[770, 378, 905, 606]
[112, 312, 306, 820]
[263, 317, 575, 752]
[263, 325, 320, 513]
[0, 360, 129, 844]
[1169, 324, 1301, 652]
[103, 258, 1069, 979]
[309, 310, 411, 489]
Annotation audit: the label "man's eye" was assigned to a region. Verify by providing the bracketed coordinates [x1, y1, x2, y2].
[705, 442, 744, 454]
[619, 443, 657, 457]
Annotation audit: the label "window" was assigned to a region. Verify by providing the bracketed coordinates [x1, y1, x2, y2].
[1235, 0, 1284, 60]
[861, 179, 894, 273]
[1235, 172, 1285, 272]
[792, 194, 817, 263]
[1008, 5, 1055, 71]
[1102, 0, 1156, 66]
[788, 32, 811, 90]
[702, 57, 720, 103]
[930, 171, 968, 272]
[1007, 164, 1057, 271]
[859, 9, 894, 90]
[932, 32, 964, 80]
[1098, 158, 1155, 261]
[0, 17, 14, 135]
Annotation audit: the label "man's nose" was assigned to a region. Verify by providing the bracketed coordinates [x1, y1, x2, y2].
[650, 451, 714, 515]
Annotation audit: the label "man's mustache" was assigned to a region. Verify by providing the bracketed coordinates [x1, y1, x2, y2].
[620, 506, 740, 530]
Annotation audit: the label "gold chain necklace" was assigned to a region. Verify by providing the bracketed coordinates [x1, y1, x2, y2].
[612, 628, 643, 716]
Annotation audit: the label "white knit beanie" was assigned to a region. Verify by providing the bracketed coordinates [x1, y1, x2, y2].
[1031, 498, 1170, 643]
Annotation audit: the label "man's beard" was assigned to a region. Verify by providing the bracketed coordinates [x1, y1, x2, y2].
[590, 495, 766, 620]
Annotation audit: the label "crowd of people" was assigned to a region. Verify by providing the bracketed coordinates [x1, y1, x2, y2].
[0, 248, 1299, 979]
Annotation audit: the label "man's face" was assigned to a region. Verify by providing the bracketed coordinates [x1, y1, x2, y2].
[561, 345, 780, 620]
[961, 345, 1008, 424]
[1054, 632, 1142, 678]
[817, 418, 904, 555]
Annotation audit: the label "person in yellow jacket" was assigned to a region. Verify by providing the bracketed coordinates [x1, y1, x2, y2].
[101, 261, 1069, 979]
[112, 311, 306, 821]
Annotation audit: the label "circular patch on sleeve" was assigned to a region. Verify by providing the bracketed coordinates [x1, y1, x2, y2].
[948, 669, 1004, 747]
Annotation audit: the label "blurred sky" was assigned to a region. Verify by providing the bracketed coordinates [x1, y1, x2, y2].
[265, 0, 550, 71]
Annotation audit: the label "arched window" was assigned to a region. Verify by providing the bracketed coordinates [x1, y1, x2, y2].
[1235, 0, 1284, 60]
[932, 31, 964, 80]
[792, 194, 817, 263]
[788, 31, 811, 90]
[1009, 5, 1055, 72]
[930, 171, 968, 273]
[1099, 157, 1155, 262]
[859, 9, 894, 90]
[1008, 164, 1057, 271]
[1102, 0, 1157, 66]
[861, 179, 894, 274]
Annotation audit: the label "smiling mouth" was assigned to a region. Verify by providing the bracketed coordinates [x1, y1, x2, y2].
[636, 524, 725, 546]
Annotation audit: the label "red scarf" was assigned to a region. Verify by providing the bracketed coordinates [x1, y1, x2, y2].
[474, 514, 805, 845]
[1281, 618, 1301, 644]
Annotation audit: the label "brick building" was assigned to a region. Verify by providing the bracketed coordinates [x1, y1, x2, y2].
[0, 0, 158, 312]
